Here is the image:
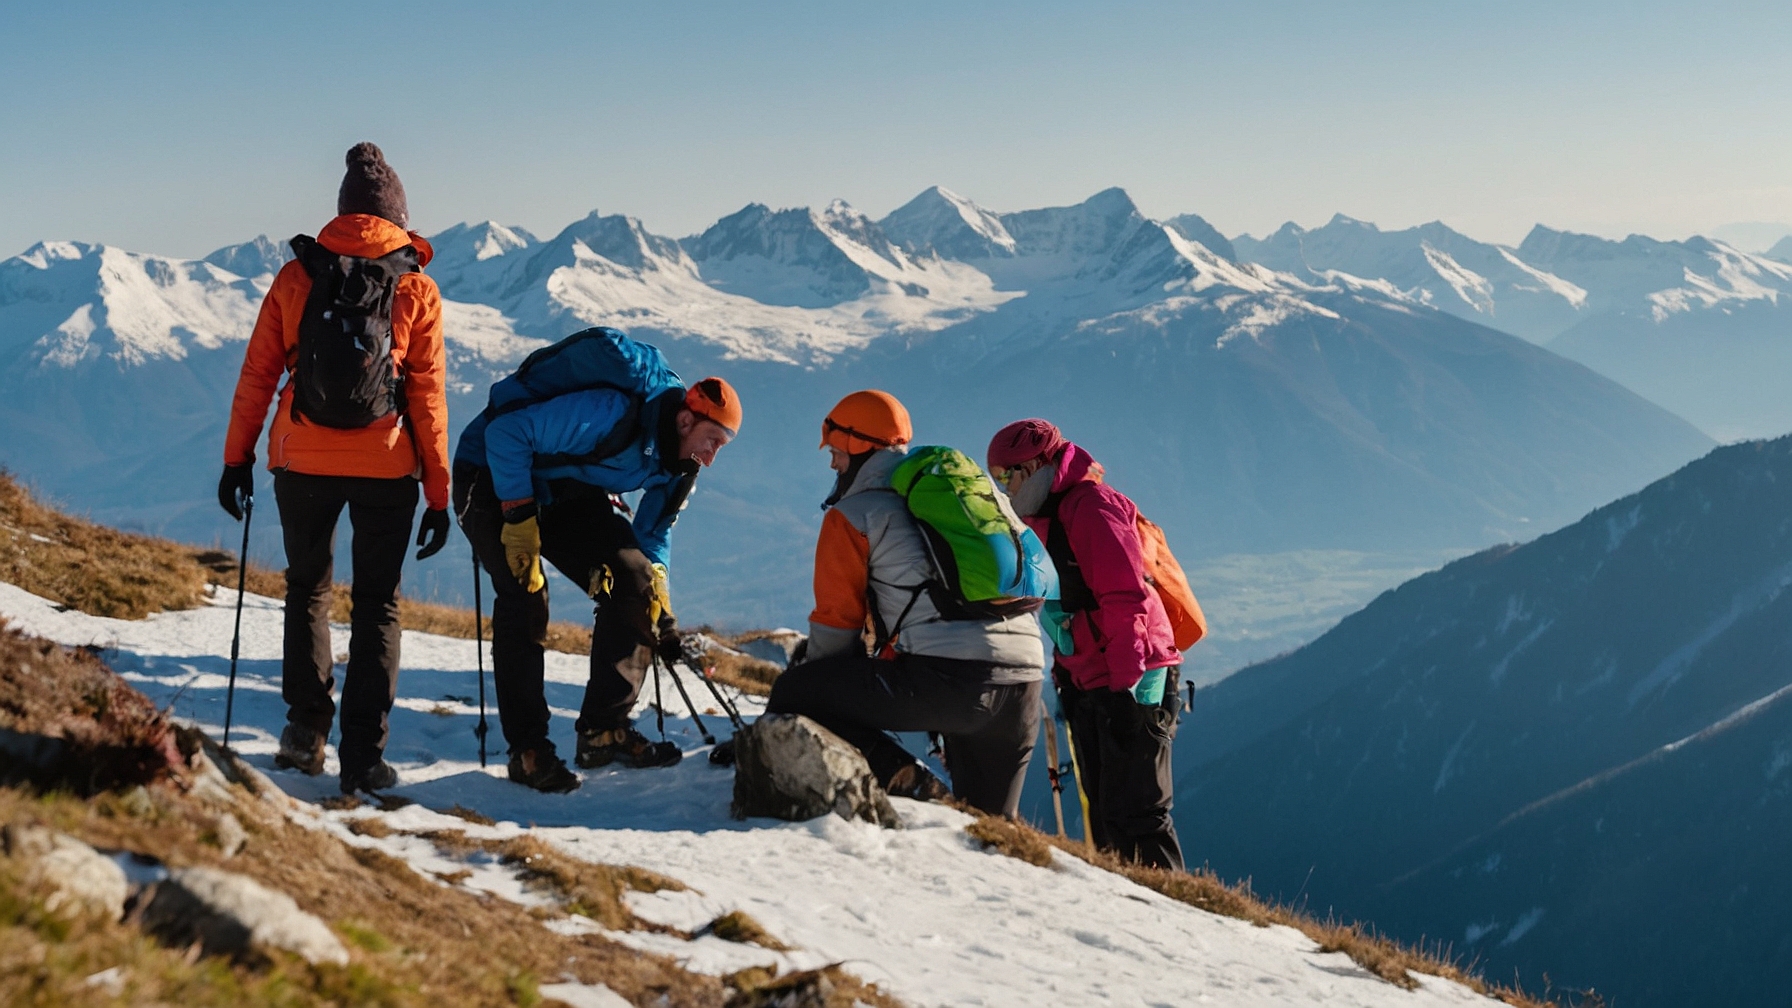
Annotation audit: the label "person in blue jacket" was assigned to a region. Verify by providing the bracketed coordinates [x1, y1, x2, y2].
[452, 374, 742, 792]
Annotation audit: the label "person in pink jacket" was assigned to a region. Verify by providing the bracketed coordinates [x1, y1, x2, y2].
[988, 418, 1185, 870]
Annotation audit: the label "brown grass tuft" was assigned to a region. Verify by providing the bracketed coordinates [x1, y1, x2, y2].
[438, 804, 497, 827]
[724, 964, 905, 1008]
[0, 472, 207, 619]
[965, 815, 1053, 867]
[705, 909, 790, 950]
[960, 811, 1561, 1007]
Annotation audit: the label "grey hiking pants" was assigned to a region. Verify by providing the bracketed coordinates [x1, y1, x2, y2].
[767, 652, 1043, 818]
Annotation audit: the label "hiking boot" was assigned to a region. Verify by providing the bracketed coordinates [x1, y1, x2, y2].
[339, 760, 398, 795]
[575, 727, 683, 770]
[886, 762, 951, 802]
[273, 723, 326, 776]
[507, 748, 581, 793]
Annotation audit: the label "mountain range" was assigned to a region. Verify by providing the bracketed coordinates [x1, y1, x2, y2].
[1234, 216, 1792, 441]
[1178, 434, 1792, 1006]
[0, 188, 1714, 637]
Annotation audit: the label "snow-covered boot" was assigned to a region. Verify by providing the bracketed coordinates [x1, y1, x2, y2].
[340, 759, 398, 795]
[507, 747, 581, 793]
[886, 762, 951, 802]
[576, 727, 682, 770]
[273, 722, 326, 776]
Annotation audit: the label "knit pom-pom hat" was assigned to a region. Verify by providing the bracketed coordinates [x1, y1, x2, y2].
[337, 142, 409, 227]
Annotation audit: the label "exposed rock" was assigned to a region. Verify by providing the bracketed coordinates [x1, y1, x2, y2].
[137, 865, 348, 965]
[727, 967, 836, 1008]
[212, 811, 246, 858]
[731, 714, 898, 827]
[3, 823, 128, 920]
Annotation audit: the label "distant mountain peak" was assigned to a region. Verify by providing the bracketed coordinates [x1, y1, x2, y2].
[202, 235, 291, 279]
[881, 186, 1016, 259]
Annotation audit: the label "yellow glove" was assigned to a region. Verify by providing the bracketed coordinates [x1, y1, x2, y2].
[647, 563, 673, 628]
[499, 516, 545, 593]
[587, 563, 615, 601]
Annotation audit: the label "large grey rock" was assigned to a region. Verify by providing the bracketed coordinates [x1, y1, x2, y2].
[3, 824, 128, 920]
[138, 865, 348, 965]
[731, 714, 898, 827]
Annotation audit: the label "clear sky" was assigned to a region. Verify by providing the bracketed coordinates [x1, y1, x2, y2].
[3, 1, 1789, 258]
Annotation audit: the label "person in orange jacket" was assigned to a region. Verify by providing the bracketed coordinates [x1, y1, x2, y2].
[218, 143, 451, 795]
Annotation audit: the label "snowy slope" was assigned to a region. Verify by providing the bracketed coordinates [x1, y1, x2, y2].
[0, 578, 1499, 1008]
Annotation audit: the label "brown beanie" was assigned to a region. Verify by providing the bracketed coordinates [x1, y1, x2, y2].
[337, 142, 409, 227]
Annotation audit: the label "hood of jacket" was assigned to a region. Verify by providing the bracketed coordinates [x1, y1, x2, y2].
[1051, 442, 1105, 496]
[835, 446, 909, 502]
[317, 213, 435, 266]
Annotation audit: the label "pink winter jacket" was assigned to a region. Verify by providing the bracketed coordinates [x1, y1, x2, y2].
[1023, 443, 1180, 692]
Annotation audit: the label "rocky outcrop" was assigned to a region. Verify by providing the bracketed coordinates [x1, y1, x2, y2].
[137, 865, 349, 966]
[3, 823, 128, 920]
[731, 714, 898, 827]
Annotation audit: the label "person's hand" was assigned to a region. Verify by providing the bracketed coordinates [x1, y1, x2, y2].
[414, 507, 450, 560]
[657, 628, 684, 668]
[217, 464, 254, 520]
[500, 509, 544, 593]
[646, 563, 673, 626]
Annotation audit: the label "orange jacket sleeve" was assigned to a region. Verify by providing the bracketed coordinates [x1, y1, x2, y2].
[397, 274, 449, 511]
[809, 507, 871, 631]
[223, 264, 298, 467]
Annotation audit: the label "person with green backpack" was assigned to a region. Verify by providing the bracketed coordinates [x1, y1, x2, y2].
[765, 391, 1054, 817]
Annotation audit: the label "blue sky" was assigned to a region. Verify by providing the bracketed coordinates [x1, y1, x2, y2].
[3, 1, 1789, 257]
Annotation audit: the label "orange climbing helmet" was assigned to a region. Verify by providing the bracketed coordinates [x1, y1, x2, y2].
[821, 390, 912, 454]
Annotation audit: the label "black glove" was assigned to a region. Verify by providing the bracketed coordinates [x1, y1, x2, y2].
[217, 464, 254, 520]
[657, 625, 685, 668]
[788, 637, 809, 668]
[415, 507, 450, 560]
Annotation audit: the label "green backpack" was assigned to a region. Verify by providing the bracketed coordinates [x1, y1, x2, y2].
[877, 446, 1058, 644]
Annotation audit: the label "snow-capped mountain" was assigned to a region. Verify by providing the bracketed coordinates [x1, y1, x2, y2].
[1233, 215, 1590, 342]
[1233, 217, 1792, 441]
[201, 234, 292, 281]
[1769, 234, 1792, 264]
[0, 189, 1713, 635]
[1178, 434, 1792, 1006]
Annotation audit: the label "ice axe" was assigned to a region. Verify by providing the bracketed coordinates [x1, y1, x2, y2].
[220, 494, 253, 750]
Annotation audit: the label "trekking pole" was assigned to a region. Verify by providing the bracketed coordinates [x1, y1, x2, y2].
[472, 554, 489, 767]
[651, 651, 668, 742]
[221, 496, 253, 750]
[680, 635, 747, 731]
[659, 656, 716, 747]
[1040, 699, 1068, 838]
[1062, 718, 1095, 851]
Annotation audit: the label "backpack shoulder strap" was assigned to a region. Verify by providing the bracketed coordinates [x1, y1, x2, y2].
[289, 234, 332, 278]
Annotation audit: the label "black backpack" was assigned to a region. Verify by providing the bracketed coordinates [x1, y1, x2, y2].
[287, 234, 420, 429]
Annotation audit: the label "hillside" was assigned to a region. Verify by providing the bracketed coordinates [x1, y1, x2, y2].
[0, 482, 1549, 1007]
[1178, 434, 1792, 1005]
[0, 189, 1712, 641]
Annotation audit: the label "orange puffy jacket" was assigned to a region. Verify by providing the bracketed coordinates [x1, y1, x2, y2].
[222, 214, 450, 511]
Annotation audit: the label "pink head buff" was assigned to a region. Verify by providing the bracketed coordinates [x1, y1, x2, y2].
[987, 418, 1067, 472]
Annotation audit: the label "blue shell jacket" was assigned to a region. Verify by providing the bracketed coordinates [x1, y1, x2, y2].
[454, 387, 692, 568]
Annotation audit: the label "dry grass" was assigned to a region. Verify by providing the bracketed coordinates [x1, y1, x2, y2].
[962, 811, 1561, 1007]
[705, 909, 790, 950]
[0, 472, 207, 620]
[404, 829, 686, 932]
[723, 964, 904, 1008]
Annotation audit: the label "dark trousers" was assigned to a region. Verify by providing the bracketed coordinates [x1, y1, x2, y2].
[454, 466, 655, 757]
[767, 652, 1043, 818]
[1057, 665, 1184, 871]
[273, 470, 418, 776]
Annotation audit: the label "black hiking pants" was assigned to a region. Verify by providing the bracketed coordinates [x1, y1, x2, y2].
[1057, 665, 1185, 871]
[454, 465, 656, 758]
[767, 652, 1043, 818]
[273, 470, 418, 778]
